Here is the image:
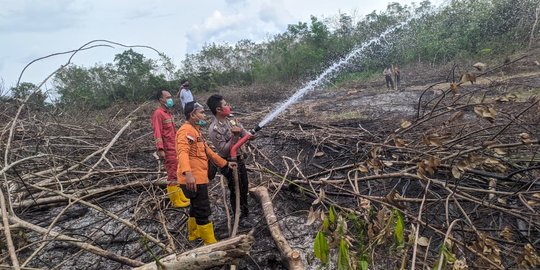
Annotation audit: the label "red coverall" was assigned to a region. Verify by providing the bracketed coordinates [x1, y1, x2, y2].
[151, 107, 177, 184]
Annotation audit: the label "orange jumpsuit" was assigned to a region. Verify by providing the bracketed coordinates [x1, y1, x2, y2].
[176, 123, 227, 184]
[176, 122, 227, 225]
[151, 107, 177, 184]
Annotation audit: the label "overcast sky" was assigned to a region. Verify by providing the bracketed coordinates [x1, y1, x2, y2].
[0, 0, 433, 90]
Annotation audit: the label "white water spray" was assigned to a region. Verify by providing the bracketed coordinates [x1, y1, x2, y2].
[257, 20, 409, 129]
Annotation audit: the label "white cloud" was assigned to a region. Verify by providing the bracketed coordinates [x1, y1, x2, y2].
[186, 1, 292, 52]
[258, 2, 290, 24]
[187, 10, 247, 51]
[0, 0, 86, 33]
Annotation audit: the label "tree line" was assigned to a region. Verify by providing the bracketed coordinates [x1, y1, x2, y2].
[5, 0, 540, 110]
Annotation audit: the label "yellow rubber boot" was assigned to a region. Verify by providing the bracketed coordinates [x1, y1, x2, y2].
[198, 222, 217, 245]
[166, 186, 190, 208]
[188, 217, 199, 241]
[177, 186, 190, 203]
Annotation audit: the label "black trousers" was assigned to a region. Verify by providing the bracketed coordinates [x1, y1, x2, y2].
[208, 156, 249, 215]
[180, 184, 211, 225]
[385, 75, 394, 89]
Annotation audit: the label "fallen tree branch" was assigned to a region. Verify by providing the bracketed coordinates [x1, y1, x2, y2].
[26, 183, 170, 252]
[14, 179, 168, 209]
[90, 120, 131, 171]
[250, 186, 305, 270]
[133, 233, 254, 270]
[0, 189, 20, 269]
[9, 215, 143, 267]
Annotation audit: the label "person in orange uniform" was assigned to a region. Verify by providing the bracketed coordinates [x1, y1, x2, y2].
[176, 101, 235, 245]
[151, 90, 190, 208]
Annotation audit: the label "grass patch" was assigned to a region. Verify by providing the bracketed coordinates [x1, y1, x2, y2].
[325, 110, 365, 121]
[511, 87, 540, 101]
[332, 70, 380, 88]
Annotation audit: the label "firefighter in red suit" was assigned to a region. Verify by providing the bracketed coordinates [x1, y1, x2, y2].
[151, 90, 190, 207]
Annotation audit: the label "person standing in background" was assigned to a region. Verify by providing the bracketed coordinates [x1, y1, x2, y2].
[392, 64, 401, 90]
[177, 79, 194, 112]
[151, 90, 190, 208]
[383, 67, 394, 90]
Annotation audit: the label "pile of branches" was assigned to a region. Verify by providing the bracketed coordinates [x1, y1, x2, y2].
[0, 101, 195, 268]
[245, 66, 540, 268]
[1, 100, 255, 269]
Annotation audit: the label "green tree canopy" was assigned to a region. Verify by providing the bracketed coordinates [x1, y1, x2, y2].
[11, 82, 46, 108]
[52, 0, 540, 109]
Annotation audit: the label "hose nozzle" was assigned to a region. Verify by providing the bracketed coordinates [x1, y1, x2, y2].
[250, 124, 262, 135]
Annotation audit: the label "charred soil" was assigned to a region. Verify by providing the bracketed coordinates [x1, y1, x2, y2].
[1, 50, 540, 269]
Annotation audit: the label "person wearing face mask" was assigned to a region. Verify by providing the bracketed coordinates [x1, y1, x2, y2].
[151, 90, 190, 208]
[177, 79, 194, 112]
[206, 94, 252, 219]
[176, 101, 236, 245]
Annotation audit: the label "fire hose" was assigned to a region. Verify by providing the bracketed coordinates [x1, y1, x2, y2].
[228, 125, 261, 237]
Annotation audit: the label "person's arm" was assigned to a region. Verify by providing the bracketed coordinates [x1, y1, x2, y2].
[177, 128, 193, 176]
[151, 111, 165, 158]
[207, 145, 237, 174]
[206, 141, 238, 176]
[206, 145, 228, 168]
[179, 90, 184, 104]
[177, 127, 196, 191]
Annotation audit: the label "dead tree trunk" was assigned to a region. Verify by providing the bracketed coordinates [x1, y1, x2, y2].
[133, 233, 254, 270]
[250, 186, 305, 270]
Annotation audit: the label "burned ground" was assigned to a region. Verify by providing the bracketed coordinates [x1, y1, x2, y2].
[1, 51, 540, 269]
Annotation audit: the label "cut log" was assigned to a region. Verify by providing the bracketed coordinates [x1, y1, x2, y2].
[133, 233, 254, 270]
[250, 186, 305, 270]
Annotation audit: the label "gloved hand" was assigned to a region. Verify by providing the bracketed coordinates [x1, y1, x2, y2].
[220, 163, 230, 176]
[220, 161, 237, 175]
